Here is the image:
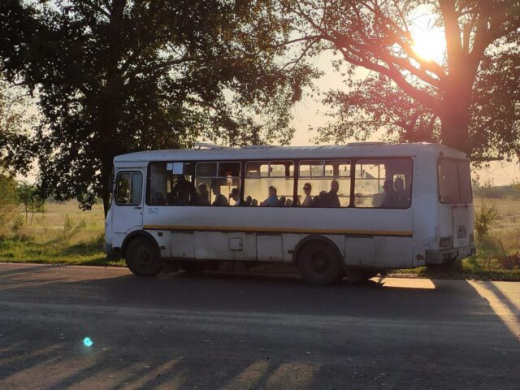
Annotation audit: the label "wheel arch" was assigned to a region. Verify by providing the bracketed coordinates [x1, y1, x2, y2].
[121, 230, 160, 258]
[293, 234, 344, 266]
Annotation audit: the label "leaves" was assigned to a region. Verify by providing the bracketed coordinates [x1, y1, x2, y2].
[0, 0, 314, 212]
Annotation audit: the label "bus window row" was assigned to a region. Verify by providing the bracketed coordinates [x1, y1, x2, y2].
[134, 158, 412, 209]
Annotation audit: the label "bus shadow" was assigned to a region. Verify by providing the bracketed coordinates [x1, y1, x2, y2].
[1, 264, 519, 389]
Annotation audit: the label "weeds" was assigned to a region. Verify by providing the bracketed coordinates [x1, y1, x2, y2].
[475, 201, 499, 237]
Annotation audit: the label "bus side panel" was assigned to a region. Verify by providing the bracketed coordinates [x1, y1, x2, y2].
[345, 238, 375, 266]
[374, 237, 413, 268]
[257, 234, 283, 261]
[171, 232, 194, 259]
[194, 231, 256, 261]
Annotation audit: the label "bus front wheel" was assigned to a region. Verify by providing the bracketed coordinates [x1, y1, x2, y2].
[297, 242, 344, 285]
[125, 237, 162, 277]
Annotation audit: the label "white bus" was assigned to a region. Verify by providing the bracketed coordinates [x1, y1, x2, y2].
[104, 142, 476, 285]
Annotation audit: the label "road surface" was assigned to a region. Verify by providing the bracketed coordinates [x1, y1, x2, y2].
[0, 263, 519, 389]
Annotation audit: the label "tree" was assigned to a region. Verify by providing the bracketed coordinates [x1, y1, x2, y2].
[282, 0, 520, 158]
[0, 78, 36, 174]
[17, 182, 44, 224]
[0, 174, 18, 234]
[0, 0, 314, 215]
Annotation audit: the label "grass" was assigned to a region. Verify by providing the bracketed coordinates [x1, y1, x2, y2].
[0, 198, 519, 280]
[0, 201, 124, 267]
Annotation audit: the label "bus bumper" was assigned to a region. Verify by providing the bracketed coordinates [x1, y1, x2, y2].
[425, 245, 476, 265]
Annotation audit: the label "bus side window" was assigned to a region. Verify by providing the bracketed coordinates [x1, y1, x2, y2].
[298, 160, 351, 207]
[245, 161, 294, 207]
[148, 162, 196, 206]
[354, 159, 412, 208]
[116, 172, 142, 206]
[195, 162, 240, 206]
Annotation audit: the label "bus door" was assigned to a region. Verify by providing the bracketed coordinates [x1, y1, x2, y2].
[112, 170, 144, 234]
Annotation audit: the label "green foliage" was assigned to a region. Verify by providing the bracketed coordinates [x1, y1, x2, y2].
[17, 182, 45, 223]
[12, 214, 25, 237]
[475, 202, 499, 237]
[0, 0, 315, 213]
[0, 78, 37, 173]
[62, 214, 74, 243]
[0, 174, 18, 235]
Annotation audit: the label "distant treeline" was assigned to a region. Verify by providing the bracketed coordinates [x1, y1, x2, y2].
[474, 185, 520, 199]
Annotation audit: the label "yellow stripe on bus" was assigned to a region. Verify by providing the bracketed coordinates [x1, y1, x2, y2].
[142, 225, 412, 237]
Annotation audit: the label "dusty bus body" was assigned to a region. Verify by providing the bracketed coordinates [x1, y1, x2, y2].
[104, 143, 475, 284]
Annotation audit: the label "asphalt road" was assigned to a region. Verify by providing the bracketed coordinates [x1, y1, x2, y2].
[0, 263, 519, 390]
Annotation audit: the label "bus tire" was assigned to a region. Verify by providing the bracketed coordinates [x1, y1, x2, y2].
[181, 261, 205, 274]
[297, 241, 344, 285]
[125, 237, 162, 277]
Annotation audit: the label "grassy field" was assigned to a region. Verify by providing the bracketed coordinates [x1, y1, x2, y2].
[0, 201, 123, 267]
[0, 198, 519, 280]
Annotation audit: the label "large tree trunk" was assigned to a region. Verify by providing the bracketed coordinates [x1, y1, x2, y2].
[99, 0, 126, 218]
[101, 166, 112, 218]
[439, 71, 474, 155]
[439, 103, 470, 154]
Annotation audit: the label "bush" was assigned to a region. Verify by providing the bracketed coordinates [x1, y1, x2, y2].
[475, 201, 499, 237]
[62, 214, 74, 242]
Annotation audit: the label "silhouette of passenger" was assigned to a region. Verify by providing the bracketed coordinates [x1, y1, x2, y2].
[394, 177, 409, 207]
[301, 183, 312, 207]
[325, 180, 340, 208]
[380, 179, 398, 208]
[230, 188, 241, 206]
[261, 186, 279, 206]
[211, 181, 228, 206]
[197, 183, 210, 206]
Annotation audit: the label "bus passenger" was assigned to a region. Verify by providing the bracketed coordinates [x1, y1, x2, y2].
[174, 175, 194, 205]
[380, 179, 398, 208]
[325, 180, 340, 208]
[312, 191, 328, 207]
[260, 186, 279, 206]
[197, 184, 210, 206]
[244, 196, 252, 207]
[394, 177, 409, 207]
[211, 182, 228, 206]
[251, 199, 258, 207]
[279, 196, 286, 206]
[301, 183, 313, 207]
[230, 188, 241, 206]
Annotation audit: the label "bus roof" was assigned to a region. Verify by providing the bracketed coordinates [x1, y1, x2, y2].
[113, 142, 467, 164]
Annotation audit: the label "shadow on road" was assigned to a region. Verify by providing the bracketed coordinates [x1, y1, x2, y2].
[0, 264, 519, 389]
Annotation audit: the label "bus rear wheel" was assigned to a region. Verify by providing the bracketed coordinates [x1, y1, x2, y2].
[125, 237, 162, 277]
[297, 242, 344, 285]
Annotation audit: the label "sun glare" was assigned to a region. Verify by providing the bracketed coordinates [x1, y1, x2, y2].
[408, 7, 446, 64]
[411, 29, 446, 62]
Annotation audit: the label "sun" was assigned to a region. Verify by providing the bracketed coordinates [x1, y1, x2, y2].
[407, 6, 446, 64]
[411, 28, 446, 63]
